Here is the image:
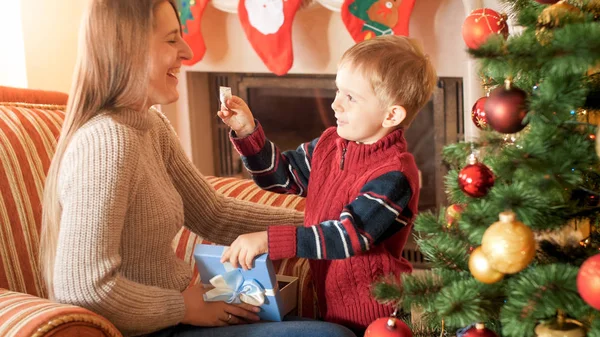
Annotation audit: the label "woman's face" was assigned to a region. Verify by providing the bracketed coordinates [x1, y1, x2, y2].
[147, 2, 193, 107]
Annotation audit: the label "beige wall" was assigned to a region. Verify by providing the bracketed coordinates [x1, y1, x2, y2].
[0, 0, 27, 88]
[18, 0, 183, 123]
[20, 0, 85, 93]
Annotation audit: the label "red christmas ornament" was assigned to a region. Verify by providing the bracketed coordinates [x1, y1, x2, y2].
[484, 80, 529, 134]
[577, 253, 600, 310]
[365, 317, 413, 337]
[462, 8, 509, 49]
[535, 0, 560, 4]
[458, 155, 495, 198]
[462, 323, 498, 337]
[471, 96, 489, 129]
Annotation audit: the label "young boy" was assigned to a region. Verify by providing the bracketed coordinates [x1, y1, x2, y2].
[218, 35, 437, 334]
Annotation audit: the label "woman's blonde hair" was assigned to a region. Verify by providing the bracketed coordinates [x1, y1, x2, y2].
[339, 35, 437, 127]
[40, 0, 179, 298]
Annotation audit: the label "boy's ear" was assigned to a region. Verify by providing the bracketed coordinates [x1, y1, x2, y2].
[382, 105, 406, 128]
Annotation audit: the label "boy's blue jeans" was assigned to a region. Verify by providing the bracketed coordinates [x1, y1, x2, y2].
[147, 316, 357, 337]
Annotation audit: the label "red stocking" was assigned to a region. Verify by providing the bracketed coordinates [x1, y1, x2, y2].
[342, 0, 415, 42]
[238, 0, 303, 75]
[179, 0, 210, 66]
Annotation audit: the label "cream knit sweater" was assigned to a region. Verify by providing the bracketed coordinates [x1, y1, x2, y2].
[53, 107, 304, 336]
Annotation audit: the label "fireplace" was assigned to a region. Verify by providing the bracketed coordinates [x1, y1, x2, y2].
[203, 72, 464, 212]
[175, 0, 472, 270]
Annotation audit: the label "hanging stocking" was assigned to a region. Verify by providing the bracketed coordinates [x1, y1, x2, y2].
[179, 0, 210, 66]
[238, 0, 303, 75]
[342, 0, 415, 42]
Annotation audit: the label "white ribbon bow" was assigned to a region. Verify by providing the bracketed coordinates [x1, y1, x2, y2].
[203, 269, 266, 306]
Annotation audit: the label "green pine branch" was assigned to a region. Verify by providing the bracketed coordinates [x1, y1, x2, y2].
[456, 201, 499, 244]
[416, 233, 469, 271]
[499, 0, 543, 16]
[433, 279, 505, 329]
[590, 316, 600, 337]
[500, 264, 598, 337]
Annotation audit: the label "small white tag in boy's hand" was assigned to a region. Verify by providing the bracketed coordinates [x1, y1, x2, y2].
[219, 86, 232, 108]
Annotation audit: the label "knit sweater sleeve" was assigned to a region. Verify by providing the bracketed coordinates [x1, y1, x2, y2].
[268, 171, 413, 260]
[54, 122, 185, 335]
[154, 112, 304, 244]
[230, 121, 317, 197]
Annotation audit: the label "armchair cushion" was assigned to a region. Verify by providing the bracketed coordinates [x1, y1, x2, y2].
[0, 86, 68, 106]
[0, 289, 121, 337]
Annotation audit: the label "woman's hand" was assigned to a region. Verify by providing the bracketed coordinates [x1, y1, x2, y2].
[181, 284, 261, 326]
[221, 231, 268, 270]
[217, 95, 256, 138]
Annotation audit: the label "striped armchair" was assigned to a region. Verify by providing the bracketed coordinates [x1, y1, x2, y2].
[0, 86, 314, 337]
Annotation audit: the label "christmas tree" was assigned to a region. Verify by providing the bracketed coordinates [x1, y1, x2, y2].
[372, 1, 600, 337]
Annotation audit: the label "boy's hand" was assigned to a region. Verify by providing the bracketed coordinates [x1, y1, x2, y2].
[217, 95, 256, 138]
[221, 231, 268, 270]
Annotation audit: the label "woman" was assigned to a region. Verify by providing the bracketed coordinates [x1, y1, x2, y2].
[40, 1, 356, 337]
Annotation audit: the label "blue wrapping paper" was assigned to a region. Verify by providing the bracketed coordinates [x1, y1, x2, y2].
[193, 244, 286, 321]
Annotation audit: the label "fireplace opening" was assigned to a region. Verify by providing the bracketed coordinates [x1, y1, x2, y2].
[247, 87, 336, 152]
[188, 72, 464, 268]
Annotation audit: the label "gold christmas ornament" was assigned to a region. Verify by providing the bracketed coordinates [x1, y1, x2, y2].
[576, 108, 600, 125]
[579, 237, 591, 247]
[538, 1, 584, 27]
[596, 125, 600, 158]
[589, 62, 600, 88]
[469, 246, 505, 284]
[586, 68, 600, 89]
[481, 211, 536, 274]
[535, 218, 591, 248]
[579, 0, 600, 20]
[588, 61, 600, 77]
[534, 311, 586, 337]
[536, 1, 585, 44]
[580, 221, 600, 249]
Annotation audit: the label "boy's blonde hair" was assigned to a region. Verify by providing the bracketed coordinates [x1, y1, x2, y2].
[339, 35, 437, 127]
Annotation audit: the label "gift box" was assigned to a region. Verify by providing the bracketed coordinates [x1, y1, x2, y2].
[193, 244, 298, 321]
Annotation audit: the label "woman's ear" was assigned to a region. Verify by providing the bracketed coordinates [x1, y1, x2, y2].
[382, 105, 407, 128]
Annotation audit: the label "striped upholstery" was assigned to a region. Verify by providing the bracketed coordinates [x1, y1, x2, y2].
[0, 104, 65, 298]
[0, 91, 315, 336]
[0, 289, 119, 337]
[0, 102, 122, 336]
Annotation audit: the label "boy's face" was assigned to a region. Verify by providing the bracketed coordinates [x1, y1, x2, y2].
[332, 64, 396, 144]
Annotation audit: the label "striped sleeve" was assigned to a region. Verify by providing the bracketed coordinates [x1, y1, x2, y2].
[268, 171, 414, 260]
[231, 121, 317, 197]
